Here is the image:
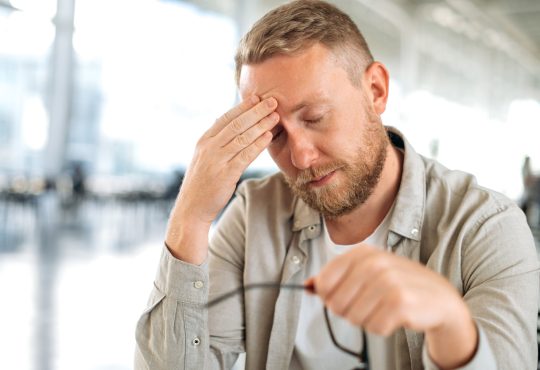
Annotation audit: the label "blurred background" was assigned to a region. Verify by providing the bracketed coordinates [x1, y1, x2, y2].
[0, 0, 539, 369]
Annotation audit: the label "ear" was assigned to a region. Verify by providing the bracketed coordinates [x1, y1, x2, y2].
[363, 62, 390, 115]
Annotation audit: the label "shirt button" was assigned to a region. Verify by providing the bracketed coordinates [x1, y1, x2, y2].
[192, 337, 201, 346]
[291, 255, 301, 264]
[308, 225, 316, 231]
[411, 228, 419, 236]
[193, 281, 204, 289]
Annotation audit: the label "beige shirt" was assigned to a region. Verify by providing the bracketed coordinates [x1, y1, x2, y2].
[135, 127, 539, 370]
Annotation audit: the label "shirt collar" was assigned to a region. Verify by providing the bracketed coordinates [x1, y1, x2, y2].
[386, 126, 425, 242]
[292, 197, 320, 232]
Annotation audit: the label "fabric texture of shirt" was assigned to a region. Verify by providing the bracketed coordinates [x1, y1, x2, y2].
[135, 127, 539, 370]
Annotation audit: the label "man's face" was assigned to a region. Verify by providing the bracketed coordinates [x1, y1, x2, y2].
[239, 44, 388, 218]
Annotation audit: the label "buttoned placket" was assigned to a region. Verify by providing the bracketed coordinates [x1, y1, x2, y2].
[265, 222, 320, 370]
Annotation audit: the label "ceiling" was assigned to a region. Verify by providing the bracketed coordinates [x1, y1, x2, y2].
[172, 0, 540, 75]
[1, 0, 538, 70]
[455, 0, 540, 59]
[408, 0, 540, 73]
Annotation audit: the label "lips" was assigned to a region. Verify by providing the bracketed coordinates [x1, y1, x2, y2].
[311, 172, 332, 183]
[308, 170, 337, 187]
[295, 165, 343, 187]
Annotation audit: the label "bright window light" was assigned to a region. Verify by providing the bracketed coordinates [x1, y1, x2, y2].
[21, 96, 49, 151]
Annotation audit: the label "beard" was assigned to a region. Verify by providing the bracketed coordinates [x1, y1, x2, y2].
[284, 115, 388, 219]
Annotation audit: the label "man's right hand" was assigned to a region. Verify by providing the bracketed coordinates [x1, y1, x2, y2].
[165, 96, 279, 264]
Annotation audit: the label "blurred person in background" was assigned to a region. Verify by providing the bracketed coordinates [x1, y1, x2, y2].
[521, 155, 540, 227]
[135, 1, 539, 369]
[71, 163, 86, 200]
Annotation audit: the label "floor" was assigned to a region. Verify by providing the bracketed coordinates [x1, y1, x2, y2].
[0, 194, 169, 370]
[0, 193, 538, 370]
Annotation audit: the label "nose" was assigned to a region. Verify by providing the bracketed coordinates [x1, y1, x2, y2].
[288, 129, 318, 170]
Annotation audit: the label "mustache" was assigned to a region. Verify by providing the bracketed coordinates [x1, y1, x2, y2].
[294, 162, 345, 186]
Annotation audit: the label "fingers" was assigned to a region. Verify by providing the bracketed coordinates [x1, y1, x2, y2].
[312, 247, 459, 338]
[361, 291, 405, 336]
[229, 130, 273, 171]
[313, 247, 409, 336]
[314, 245, 376, 301]
[224, 111, 279, 154]
[342, 269, 400, 329]
[216, 97, 278, 146]
[323, 265, 367, 317]
[205, 95, 260, 138]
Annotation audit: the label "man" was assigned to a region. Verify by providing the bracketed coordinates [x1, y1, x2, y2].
[135, 1, 539, 369]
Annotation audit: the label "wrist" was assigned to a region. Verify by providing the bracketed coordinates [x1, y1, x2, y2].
[165, 209, 212, 265]
[426, 300, 478, 369]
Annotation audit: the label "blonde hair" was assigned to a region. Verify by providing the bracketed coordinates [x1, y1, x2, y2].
[235, 0, 374, 86]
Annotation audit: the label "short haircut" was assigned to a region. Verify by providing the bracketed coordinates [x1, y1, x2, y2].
[234, 0, 374, 86]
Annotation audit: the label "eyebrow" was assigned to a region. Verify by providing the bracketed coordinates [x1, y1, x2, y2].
[290, 97, 331, 113]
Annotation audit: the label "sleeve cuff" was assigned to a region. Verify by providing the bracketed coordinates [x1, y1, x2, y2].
[154, 244, 209, 304]
[422, 324, 497, 370]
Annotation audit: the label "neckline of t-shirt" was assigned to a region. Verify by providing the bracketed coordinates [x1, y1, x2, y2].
[323, 200, 396, 250]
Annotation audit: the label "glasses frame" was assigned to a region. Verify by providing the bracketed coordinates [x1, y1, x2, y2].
[206, 283, 369, 370]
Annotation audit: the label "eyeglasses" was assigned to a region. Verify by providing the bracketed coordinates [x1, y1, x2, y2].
[206, 283, 369, 370]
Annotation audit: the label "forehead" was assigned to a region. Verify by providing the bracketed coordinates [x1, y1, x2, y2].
[238, 44, 351, 111]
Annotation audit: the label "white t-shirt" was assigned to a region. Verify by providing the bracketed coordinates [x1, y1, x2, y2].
[292, 208, 396, 370]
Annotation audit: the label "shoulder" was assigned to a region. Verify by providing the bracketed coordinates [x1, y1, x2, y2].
[420, 156, 537, 272]
[422, 156, 517, 219]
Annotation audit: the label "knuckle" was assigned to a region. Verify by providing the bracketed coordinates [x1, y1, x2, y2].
[230, 119, 243, 133]
[239, 148, 252, 163]
[235, 133, 249, 147]
[221, 110, 233, 124]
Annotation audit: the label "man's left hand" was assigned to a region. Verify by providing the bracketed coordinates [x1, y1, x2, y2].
[306, 244, 478, 369]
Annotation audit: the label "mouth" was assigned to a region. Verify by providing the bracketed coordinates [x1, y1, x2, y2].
[308, 170, 337, 187]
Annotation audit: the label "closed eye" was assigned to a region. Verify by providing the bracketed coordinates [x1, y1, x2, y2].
[304, 117, 323, 124]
